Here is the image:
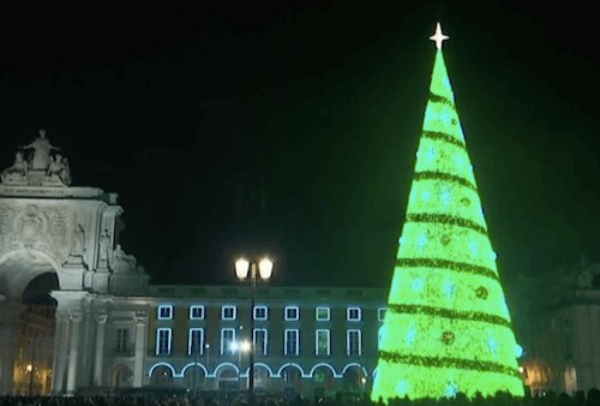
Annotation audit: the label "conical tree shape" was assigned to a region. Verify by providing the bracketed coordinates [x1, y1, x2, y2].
[371, 48, 525, 401]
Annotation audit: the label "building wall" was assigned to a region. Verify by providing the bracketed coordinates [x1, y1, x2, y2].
[97, 285, 386, 397]
[521, 263, 600, 395]
[45, 265, 600, 397]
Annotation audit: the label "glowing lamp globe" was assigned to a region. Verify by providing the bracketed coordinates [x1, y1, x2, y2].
[258, 257, 274, 280]
[240, 340, 251, 352]
[235, 258, 250, 280]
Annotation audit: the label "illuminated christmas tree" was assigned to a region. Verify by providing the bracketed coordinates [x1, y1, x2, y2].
[371, 24, 525, 401]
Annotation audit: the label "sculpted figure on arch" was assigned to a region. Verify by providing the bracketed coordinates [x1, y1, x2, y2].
[21, 129, 60, 170]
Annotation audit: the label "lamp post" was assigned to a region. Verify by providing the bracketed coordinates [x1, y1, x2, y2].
[27, 337, 36, 397]
[234, 257, 273, 406]
[205, 343, 210, 372]
[26, 364, 33, 396]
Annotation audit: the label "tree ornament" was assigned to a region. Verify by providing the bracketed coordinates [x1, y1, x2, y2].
[475, 286, 488, 299]
[442, 331, 455, 345]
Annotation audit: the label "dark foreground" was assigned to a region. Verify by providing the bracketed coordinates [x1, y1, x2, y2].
[1, 390, 599, 406]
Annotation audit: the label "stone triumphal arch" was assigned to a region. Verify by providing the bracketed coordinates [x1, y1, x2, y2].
[0, 130, 149, 395]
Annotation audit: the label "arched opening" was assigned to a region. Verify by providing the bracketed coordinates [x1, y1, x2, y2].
[311, 365, 335, 398]
[111, 365, 133, 389]
[216, 367, 239, 391]
[150, 365, 174, 387]
[252, 365, 270, 390]
[342, 365, 366, 393]
[280, 365, 302, 396]
[0, 249, 59, 396]
[184, 365, 206, 392]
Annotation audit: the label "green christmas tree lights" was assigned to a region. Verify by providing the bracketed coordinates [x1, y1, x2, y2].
[371, 24, 524, 401]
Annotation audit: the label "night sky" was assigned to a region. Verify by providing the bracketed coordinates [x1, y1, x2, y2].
[1, 3, 598, 288]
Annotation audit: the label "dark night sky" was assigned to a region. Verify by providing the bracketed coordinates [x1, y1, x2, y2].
[0, 3, 599, 288]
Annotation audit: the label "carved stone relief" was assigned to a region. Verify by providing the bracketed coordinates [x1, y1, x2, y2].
[0, 204, 79, 265]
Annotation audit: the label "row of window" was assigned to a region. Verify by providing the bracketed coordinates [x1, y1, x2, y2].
[155, 328, 362, 357]
[158, 305, 387, 322]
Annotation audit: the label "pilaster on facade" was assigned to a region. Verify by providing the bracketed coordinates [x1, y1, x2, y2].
[51, 311, 70, 395]
[133, 311, 149, 387]
[65, 312, 83, 394]
[93, 312, 109, 387]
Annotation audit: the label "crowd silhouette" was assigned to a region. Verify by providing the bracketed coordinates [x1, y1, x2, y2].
[1, 389, 600, 406]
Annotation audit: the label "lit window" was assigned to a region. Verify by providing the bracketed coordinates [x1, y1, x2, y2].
[347, 329, 361, 356]
[155, 328, 172, 355]
[188, 328, 204, 356]
[116, 328, 129, 354]
[221, 305, 237, 320]
[220, 328, 236, 355]
[157, 305, 173, 320]
[347, 307, 361, 321]
[316, 307, 330, 321]
[315, 329, 330, 357]
[189, 305, 205, 320]
[284, 329, 299, 356]
[254, 306, 268, 321]
[285, 306, 299, 321]
[378, 307, 387, 322]
[253, 328, 268, 356]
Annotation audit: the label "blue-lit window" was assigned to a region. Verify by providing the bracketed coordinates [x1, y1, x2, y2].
[378, 307, 387, 322]
[285, 306, 299, 321]
[315, 329, 330, 356]
[253, 328, 268, 356]
[221, 328, 236, 355]
[188, 328, 204, 356]
[221, 305, 237, 320]
[316, 307, 330, 321]
[189, 305, 205, 320]
[347, 307, 361, 321]
[254, 306, 268, 321]
[157, 305, 173, 320]
[284, 329, 299, 356]
[347, 329, 361, 356]
[156, 328, 172, 355]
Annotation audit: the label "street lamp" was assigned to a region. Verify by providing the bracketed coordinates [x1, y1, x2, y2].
[26, 364, 33, 396]
[234, 257, 273, 406]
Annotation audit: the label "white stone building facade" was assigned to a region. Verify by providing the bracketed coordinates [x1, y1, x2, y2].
[519, 262, 600, 395]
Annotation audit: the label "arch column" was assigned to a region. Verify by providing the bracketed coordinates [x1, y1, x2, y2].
[51, 290, 90, 395]
[132, 311, 148, 387]
[51, 312, 69, 394]
[66, 313, 82, 394]
[93, 313, 108, 387]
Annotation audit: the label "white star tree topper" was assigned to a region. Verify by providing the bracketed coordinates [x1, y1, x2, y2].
[429, 22, 449, 50]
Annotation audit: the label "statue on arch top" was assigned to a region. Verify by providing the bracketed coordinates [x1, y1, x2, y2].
[1, 151, 28, 183]
[21, 129, 60, 170]
[1, 128, 72, 187]
[47, 154, 72, 186]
